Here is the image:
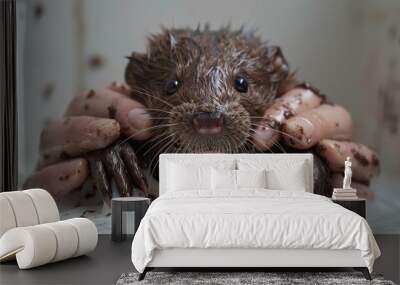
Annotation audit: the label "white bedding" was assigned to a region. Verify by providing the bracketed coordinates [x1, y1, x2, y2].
[131, 190, 380, 273]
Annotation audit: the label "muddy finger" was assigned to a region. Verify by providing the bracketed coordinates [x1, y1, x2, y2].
[39, 116, 120, 167]
[65, 88, 152, 140]
[282, 104, 352, 149]
[316, 139, 380, 182]
[253, 86, 324, 150]
[108, 82, 131, 96]
[23, 159, 89, 197]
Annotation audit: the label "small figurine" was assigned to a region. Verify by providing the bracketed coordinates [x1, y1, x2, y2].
[342, 157, 352, 189]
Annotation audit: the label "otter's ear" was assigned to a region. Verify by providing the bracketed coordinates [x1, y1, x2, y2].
[172, 37, 202, 67]
[125, 52, 151, 88]
[263, 46, 289, 82]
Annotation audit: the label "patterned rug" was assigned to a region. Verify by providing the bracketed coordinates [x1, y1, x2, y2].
[116, 271, 396, 285]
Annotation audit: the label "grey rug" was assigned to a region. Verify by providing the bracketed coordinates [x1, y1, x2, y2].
[116, 272, 396, 285]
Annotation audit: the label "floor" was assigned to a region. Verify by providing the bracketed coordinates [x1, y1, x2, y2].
[0, 235, 399, 285]
[0, 235, 134, 285]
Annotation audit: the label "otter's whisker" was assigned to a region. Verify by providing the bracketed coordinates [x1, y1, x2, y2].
[250, 123, 303, 145]
[149, 137, 177, 178]
[143, 132, 177, 157]
[147, 136, 174, 176]
[148, 117, 171, 120]
[142, 108, 176, 115]
[132, 87, 175, 108]
[248, 127, 277, 154]
[249, 116, 269, 120]
[181, 135, 195, 153]
[119, 123, 182, 145]
[133, 131, 172, 154]
[238, 136, 253, 153]
[274, 141, 287, 153]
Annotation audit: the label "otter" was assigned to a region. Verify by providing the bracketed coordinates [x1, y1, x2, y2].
[126, 27, 293, 153]
[86, 26, 332, 202]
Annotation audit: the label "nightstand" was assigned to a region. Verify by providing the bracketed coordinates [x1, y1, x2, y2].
[332, 198, 366, 218]
[111, 197, 150, 242]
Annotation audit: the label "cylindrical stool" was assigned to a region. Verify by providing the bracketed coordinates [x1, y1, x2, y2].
[111, 197, 150, 242]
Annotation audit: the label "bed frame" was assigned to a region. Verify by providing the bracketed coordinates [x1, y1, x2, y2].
[140, 248, 371, 280]
[139, 154, 372, 281]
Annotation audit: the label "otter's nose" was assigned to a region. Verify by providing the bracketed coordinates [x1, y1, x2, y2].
[192, 112, 224, 135]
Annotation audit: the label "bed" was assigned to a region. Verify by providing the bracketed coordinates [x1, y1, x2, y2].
[131, 154, 380, 280]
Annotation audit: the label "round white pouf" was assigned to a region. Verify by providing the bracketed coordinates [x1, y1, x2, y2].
[42, 221, 79, 262]
[0, 196, 17, 237]
[0, 218, 98, 269]
[23, 189, 59, 224]
[0, 226, 57, 269]
[0, 191, 39, 227]
[65, 218, 98, 257]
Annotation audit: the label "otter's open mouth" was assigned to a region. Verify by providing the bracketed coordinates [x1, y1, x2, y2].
[163, 102, 251, 153]
[192, 111, 224, 135]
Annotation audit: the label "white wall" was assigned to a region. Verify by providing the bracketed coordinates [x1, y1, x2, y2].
[18, 0, 80, 179]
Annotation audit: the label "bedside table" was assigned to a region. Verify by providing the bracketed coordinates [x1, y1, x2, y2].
[332, 198, 366, 218]
[111, 197, 150, 242]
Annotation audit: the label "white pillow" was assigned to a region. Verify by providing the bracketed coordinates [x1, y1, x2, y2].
[211, 168, 268, 191]
[237, 159, 310, 192]
[167, 162, 211, 191]
[266, 163, 307, 191]
[236, 169, 267, 189]
[211, 168, 237, 191]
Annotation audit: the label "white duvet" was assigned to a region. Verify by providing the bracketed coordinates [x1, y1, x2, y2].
[131, 190, 380, 273]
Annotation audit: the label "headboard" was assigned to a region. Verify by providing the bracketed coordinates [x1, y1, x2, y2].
[159, 153, 313, 196]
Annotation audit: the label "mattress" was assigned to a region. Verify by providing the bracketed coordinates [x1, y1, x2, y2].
[131, 190, 380, 273]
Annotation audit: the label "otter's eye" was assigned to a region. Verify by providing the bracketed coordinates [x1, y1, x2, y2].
[165, 79, 181, 96]
[234, 76, 248, 93]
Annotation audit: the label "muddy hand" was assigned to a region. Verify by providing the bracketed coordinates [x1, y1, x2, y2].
[24, 83, 152, 202]
[252, 83, 380, 198]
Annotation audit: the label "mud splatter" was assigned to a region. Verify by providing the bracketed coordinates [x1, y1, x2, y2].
[88, 54, 105, 70]
[60, 151, 71, 160]
[298, 82, 328, 104]
[283, 108, 293, 119]
[34, 2, 44, 19]
[59, 174, 70, 181]
[315, 143, 327, 153]
[87, 89, 96, 99]
[351, 149, 370, 166]
[263, 118, 280, 130]
[371, 154, 380, 167]
[42, 82, 54, 101]
[108, 105, 117, 119]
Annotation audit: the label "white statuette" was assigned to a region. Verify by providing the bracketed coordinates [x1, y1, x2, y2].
[342, 157, 352, 190]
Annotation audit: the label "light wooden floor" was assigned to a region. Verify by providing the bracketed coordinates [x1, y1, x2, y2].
[0, 235, 398, 285]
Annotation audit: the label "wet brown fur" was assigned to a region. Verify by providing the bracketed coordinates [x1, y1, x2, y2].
[125, 26, 299, 153]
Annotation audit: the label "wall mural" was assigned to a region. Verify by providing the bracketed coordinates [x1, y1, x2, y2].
[22, 27, 380, 231]
[15, 1, 399, 234]
[363, 10, 400, 233]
